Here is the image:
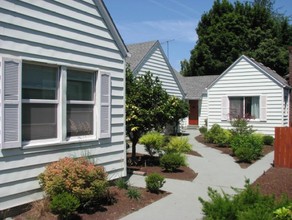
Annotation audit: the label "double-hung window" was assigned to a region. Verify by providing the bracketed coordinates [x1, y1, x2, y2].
[67, 69, 95, 137]
[22, 63, 58, 141]
[0, 57, 111, 149]
[229, 96, 259, 119]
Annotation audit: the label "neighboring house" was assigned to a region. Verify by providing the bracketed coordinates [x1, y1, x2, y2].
[127, 41, 184, 98]
[177, 74, 218, 127]
[206, 55, 290, 136]
[0, 0, 128, 210]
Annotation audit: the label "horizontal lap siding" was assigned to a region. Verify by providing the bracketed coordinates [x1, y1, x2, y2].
[0, 0, 126, 210]
[199, 94, 208, 127]
[208, 58, 283, 136]
[137, 48, 182, 98]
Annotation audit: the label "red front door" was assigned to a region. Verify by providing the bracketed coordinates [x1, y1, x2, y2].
[189, 100, 198, 125]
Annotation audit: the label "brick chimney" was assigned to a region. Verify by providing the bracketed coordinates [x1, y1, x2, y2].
[289, 47, 292, 126]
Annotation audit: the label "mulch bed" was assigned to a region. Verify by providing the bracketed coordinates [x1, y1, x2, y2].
[252, 167, 292, 200]
[8, 186, 169, 220]
[195, 134, 274, 168]
[127, 153, 198, 181]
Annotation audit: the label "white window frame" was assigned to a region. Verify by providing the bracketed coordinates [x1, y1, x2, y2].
[229, 96, 260, 120]
[221, 95, 266, 122]
[21, 62, 60, 146]
[0, 57, 112, 149]
[66, 68, 97, 142]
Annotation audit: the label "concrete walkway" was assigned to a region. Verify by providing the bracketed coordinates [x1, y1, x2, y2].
[121, 129, 274, 220]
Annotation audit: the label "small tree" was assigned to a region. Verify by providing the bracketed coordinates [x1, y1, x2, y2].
[126, 67, 170, 159]
[165, 96, 189, 135]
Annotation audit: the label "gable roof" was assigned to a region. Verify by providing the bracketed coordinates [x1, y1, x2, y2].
[94, 0, 129, 58]
[207, 55, 290, 89]
[126, 40, 185, 98]
[177, 74, 219, 99]
[126, 41, 157, 72]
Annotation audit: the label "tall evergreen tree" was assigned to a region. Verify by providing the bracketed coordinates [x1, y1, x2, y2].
[181, 0, 292, 77]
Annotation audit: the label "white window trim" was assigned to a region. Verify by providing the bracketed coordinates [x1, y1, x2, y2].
[66, 69, 97, 141]
[20, 62, 104, 149]
[223, 94, 266, 122]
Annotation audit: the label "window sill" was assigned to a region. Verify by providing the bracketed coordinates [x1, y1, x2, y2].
[22, 135, 98, 149]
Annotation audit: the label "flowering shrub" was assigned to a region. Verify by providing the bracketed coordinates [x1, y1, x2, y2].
[39, 157, 108, 204]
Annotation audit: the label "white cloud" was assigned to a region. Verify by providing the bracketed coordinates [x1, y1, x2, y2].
[117, 19, 198, 44]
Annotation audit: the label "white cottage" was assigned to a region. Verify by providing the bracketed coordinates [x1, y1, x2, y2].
[127, 41, 184, 98]
[204, 55, 290, 136]
[0, 0, 128, 210]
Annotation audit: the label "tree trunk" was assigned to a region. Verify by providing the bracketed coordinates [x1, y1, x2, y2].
[131, 139, 138, 159]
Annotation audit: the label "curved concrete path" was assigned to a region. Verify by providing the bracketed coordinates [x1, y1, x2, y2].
[122, 129, 273, 220]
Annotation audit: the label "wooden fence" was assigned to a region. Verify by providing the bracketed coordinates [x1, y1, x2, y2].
[274, 127, 292, 168]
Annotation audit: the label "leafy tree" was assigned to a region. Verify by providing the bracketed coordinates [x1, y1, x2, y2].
[182, 0, 292, 77]
[126, 67, 189, 158]
[164, 96, 189, 135]
[126, 67, 170, 158]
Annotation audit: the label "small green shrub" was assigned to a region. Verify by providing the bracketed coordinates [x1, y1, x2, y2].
[263, 135, 274, 146]
[38, 157, 108, 205]
[213, 129, 231, 147]
[230, 134, 263, 162]
[230, 117, 255, 136]
[145, 173, 165, 193]
[199, 187, 236, 220]
[164, 136, 192, 154]
[139, 132, 165, 157]
[199, 181, 291, 220]
[199, 126, 207, 135]
[160, 153, 187, 172]
[115, 178, 129, 190]
[127, 187, 141, 200]
[273, 206, 292, 220]
[204, 124, 231, 147]
[50, 192, 80, 219]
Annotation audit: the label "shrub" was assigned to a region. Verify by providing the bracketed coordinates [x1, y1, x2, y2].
[199, 181, 291, 220]
[145, 173, 165, 193]
[127, 187, 141, 200]
[199, 187, 236, 219]
[230, 117, 255, 136]
[230, 134, 263, 162]
[213, 129, 232, 147]
[39, 157, 108, 205]
[273, 206, 292, 220]
[199, 126, 207, 135]
[160, 153, 187, 172]
[139, 132, 165, 157]
[115, 178, 129, 190]
[50, 192, 80, 219]
[204, 124, 231, 147]
[263, 135, 274, 146]
[164, 136, 192, 154]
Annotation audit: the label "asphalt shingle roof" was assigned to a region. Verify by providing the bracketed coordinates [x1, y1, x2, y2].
[249, 57, 289, 87]
[126, 41, 157, 71]
[177, 74, 219, 99]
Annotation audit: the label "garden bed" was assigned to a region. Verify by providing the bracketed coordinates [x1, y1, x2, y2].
[127, 153, 198, 181]
[195, 134, 274, 168]
[9, 186, 169, 220]
[252, 167, 292, 200]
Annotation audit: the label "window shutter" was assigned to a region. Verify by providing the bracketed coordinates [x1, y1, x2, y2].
[99, 71, 111, 138]
[221, 96, 229, 121]
[0, 57, 22, 149]
[260, 95, 267, 121]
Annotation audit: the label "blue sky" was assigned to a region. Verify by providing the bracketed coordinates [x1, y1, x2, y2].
[104, 0, 292, 71]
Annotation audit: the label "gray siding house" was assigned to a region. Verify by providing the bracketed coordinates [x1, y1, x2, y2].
[206, 55, 290, 136]
[0, 0, 128, 210]
[127, 41, 184, 98]
[177, 74, 218, 127]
